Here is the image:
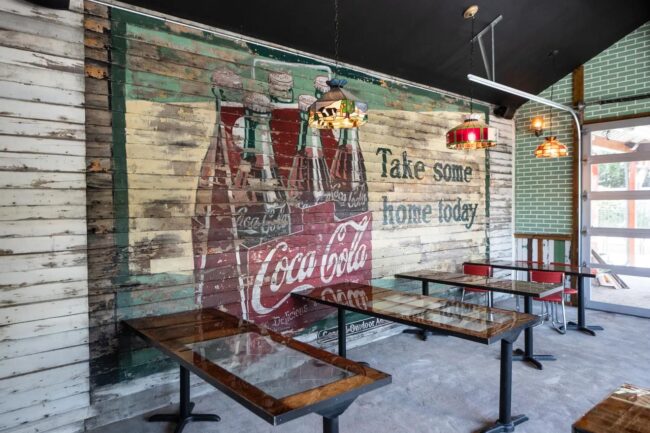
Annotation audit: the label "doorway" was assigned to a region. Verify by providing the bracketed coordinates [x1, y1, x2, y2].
[583, 116, 650, 318]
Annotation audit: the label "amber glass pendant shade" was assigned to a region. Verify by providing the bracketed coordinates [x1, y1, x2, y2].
[446, 114, 497, 150]
[308, 79, 368, 129]
[534, 136, 569, 158]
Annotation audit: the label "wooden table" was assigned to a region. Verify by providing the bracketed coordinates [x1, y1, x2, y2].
[293, 282, 541, 433]
[395, 271, 563, 370]
[124, 309, 391, 433]
[573, 383, 650, 433]
[463, 259, 603, 336]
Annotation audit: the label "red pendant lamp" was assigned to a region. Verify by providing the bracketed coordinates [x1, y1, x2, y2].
[446, 6, 498, 151]
[446, 113, 497, 150]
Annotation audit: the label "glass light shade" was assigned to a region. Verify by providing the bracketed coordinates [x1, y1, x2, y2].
[308, 79, 368, 129]
[534, 136, 569, 158]
[446, 114, 497, 150]
[531, 116, 544, 136]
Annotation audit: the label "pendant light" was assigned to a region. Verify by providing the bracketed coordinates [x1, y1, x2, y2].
[534, 51, 569, 158]
[308, 0, 368, 129]
[446, 5, 497, 150]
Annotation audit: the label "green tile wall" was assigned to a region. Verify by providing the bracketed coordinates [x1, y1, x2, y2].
[515, 21, 650, 235]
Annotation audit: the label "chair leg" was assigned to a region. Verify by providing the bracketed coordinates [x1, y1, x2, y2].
[461, 289, 466, 302]
[515, 295, 520, 312]
[544, 302, 551, 324]
[551, 302, 557, 328]
[550, 301, 566, 335]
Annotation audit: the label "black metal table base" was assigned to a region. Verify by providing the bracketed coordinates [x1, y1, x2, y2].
[508, 296, 557, 370]
[402, 328, 447, 341]
[479, 414, 528, 433]
[478, 338, 528, 433]
[511, 348, 556, 371]
[319, 400, 354, 433]
[339, 307, 529, 433]
[149, 366, 221, 433]
[403, 281, 450, 341]
[149, 412, 222, 433]
[566, 277, 603, 336]
[566, 321, 603, 336]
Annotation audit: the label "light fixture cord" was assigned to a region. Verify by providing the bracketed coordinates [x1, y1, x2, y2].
[548, 52, 556, 137]
[469, 16, 475, 115]
[334, 0, 340, 78]
[212, 87, 222, 145]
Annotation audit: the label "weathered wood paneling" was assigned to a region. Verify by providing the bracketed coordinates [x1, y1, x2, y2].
[487, 116, 515, 270]
[0, 1, 89, 432]
[80, 3, 512, 429]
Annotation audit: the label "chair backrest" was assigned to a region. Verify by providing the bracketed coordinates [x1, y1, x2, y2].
[463, 264, 492, 277]
[529, 270, 565, 284]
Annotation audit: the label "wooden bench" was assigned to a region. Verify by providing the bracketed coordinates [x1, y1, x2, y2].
[124, 309, 391, 433]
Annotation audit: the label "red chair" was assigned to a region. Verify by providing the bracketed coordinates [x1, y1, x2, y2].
[551, 262, 578, 297]
[530, 270, 566, 334]
[461, 264, 493, 306]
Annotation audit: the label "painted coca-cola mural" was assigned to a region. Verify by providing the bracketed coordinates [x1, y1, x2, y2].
[192, 66, 373, 331]
[104, 9, 493, 383]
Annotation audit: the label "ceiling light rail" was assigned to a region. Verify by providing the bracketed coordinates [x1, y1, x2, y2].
[471, 15, 503, 81]
[468, 73, 585, 266]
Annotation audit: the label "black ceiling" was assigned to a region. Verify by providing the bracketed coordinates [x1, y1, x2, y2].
[118, 0, 650, 116]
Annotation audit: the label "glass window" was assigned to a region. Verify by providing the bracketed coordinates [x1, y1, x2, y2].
[590, 161, 650, 191]
[591, 200, 650, 229]
[591, 200, 627, 228]
[591, 126, 650, 156]
[591, 236, 650, 268]
[638, 200, 650, 228]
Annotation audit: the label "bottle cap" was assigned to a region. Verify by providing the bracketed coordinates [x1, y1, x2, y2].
[212, 67, 243, 89]
[268, 71, 293, 91]
[298, 94, 317, 112]
[314, 75, 331, 93]
[243, 92, 273, 113]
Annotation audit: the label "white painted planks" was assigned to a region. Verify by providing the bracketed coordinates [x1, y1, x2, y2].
[0, 0, 90, 432]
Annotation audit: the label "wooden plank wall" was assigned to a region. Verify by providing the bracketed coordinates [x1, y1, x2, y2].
[77, 4, 515, 429]
[487, 116, 515, 274]
[514, 233, 572, 281]
[0, 1, 90, 433]
[514, 234, 572, 264]
[81, 7, 515, 430]
[82, 0, 119, 397]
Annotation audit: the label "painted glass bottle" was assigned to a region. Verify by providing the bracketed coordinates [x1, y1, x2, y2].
[235, 92, 291, 245]
[192, 67, 248, 317]
[330, 127, 369, 220]
[288, 95, 332, 206]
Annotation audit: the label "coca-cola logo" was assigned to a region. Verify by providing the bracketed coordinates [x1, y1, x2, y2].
[320, 286, 370, 310]
[235, 205, 290, 236]
[251, 215, 370, 315]
[330, 183, 369, 210]
[320, 215, 368, 283]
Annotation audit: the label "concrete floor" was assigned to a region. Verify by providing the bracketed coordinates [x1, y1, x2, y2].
[592, 275, 650, 311]
[90, 303, 650, 433]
